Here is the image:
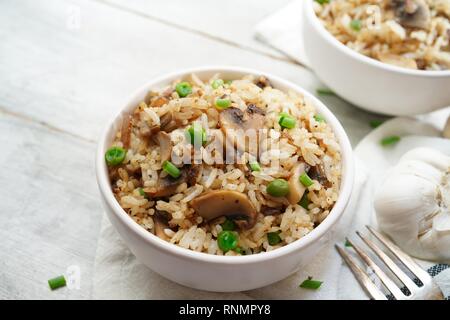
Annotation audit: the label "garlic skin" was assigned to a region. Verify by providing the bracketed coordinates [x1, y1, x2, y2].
[374, 147, 450, 262]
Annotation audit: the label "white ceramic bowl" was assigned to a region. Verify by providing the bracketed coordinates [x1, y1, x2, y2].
[302, 0, 450, 116]
[96, 66, 354, 292]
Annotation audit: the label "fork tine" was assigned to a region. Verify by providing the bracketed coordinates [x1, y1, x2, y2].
[356, 231, 417, 293]
[366, 226, 430, 284]
[335, 245, 387, 300]
[346, 238, 405, 300]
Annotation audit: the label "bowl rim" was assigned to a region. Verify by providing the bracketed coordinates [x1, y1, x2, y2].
[96, 65, 354, 265]
[304, 0, 450, 77]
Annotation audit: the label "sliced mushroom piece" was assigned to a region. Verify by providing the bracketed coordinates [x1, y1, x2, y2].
[160, 111, 178, 132]
[143, 177, 180, 198]
[377, 52, 418, 69]
[308, 164, 332, 188]
[143, 165, 199, 198]
[255, 76, 273, 89]
[185, 165, 201, 186]
[154, 213, 170, 241]
[153, 131, 172, 162]
[218, 105, 265, 155]
[139, 123, 160, 139]
[287, 163, 308, 205]
[121, 115, 132, 149]
[260, 205, 284, 216]
[190, 190, 257, 229]
[392, 0, 430, 29]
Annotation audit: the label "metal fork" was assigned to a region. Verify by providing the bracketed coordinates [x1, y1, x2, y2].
[336, 226, 444, 300]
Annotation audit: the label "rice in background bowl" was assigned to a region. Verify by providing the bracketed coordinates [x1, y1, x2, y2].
[96, 67, 353, 291]
[315, 0, 450, 71]
[302, 0, 450, 115]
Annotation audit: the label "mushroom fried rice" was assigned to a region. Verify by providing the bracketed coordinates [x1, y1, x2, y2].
[105, 74, 341, 255]
[315, 0, 450, 70]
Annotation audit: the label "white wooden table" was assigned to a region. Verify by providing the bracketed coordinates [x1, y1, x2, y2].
[0, 0, 384, 299]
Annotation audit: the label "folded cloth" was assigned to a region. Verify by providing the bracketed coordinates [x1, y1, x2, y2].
[254, 0, 309, 67]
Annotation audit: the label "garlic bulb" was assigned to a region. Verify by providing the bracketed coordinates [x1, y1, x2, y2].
[374, 147, 450, 262]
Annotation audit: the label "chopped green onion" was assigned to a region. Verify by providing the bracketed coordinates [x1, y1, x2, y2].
[314, 114, 326, 123]
[48, 275, 66, 290]
[202, 129, 207, 144]
[215, 98, 231, 109]
[138, 188, 149, 199]
[345, 239, 353, 247]
[267, 231, 282, 246]
[105, 146, 127, 166]
[350, 19, 362, 31]
[315, 0, 329, 4]
[217, 231, 238, 252]
[221, 219, 236, 231]
[175, 81, 192, 97]
[299, 172, 314, 187]
[316, 88, 335, 96]
[266, 179, 290, 197]
[279, 114, 296, 129]
[249, 161, 261, 172]
[211, 79, 224, 89]
[299, 278, 323, 290]
[233, 247, 243, 254]
[369, 119, 384, 128]
[298, 192, 310, 210]
[225, 80, 233, 85]
[162, 160, 181, 179]
[187, 123, 207, 146]
[380, 135, 401, 146]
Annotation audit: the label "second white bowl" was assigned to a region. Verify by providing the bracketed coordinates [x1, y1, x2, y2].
[302, 0, 450, 116]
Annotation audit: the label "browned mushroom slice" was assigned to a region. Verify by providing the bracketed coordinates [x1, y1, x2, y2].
[218, 105, 265, 155]
[190, 190, 257, 229]
[143, 178, 180, 198]
[121, 115, 132, 149]
[378, 53, 418, 69]
[287, 163, 308, 205]
[255, 76, 273, 89]
[154, 215, 170, 241]
[308, 164, 332, 188]
[160, 111, 178, 132]
[260, 205, 284, 216]
[392, 0, 430, 29]
[139, 123, 160, 139]
[185, 165, 201, 186]
[143, 165, 199, 198]
[153, 131, 172, 162]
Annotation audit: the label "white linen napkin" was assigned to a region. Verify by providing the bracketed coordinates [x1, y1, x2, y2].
[254, 0, 310, 67]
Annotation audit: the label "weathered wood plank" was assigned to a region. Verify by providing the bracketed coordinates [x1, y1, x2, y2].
[0, 112, 101, 299]
[101, 0, 292, 60]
